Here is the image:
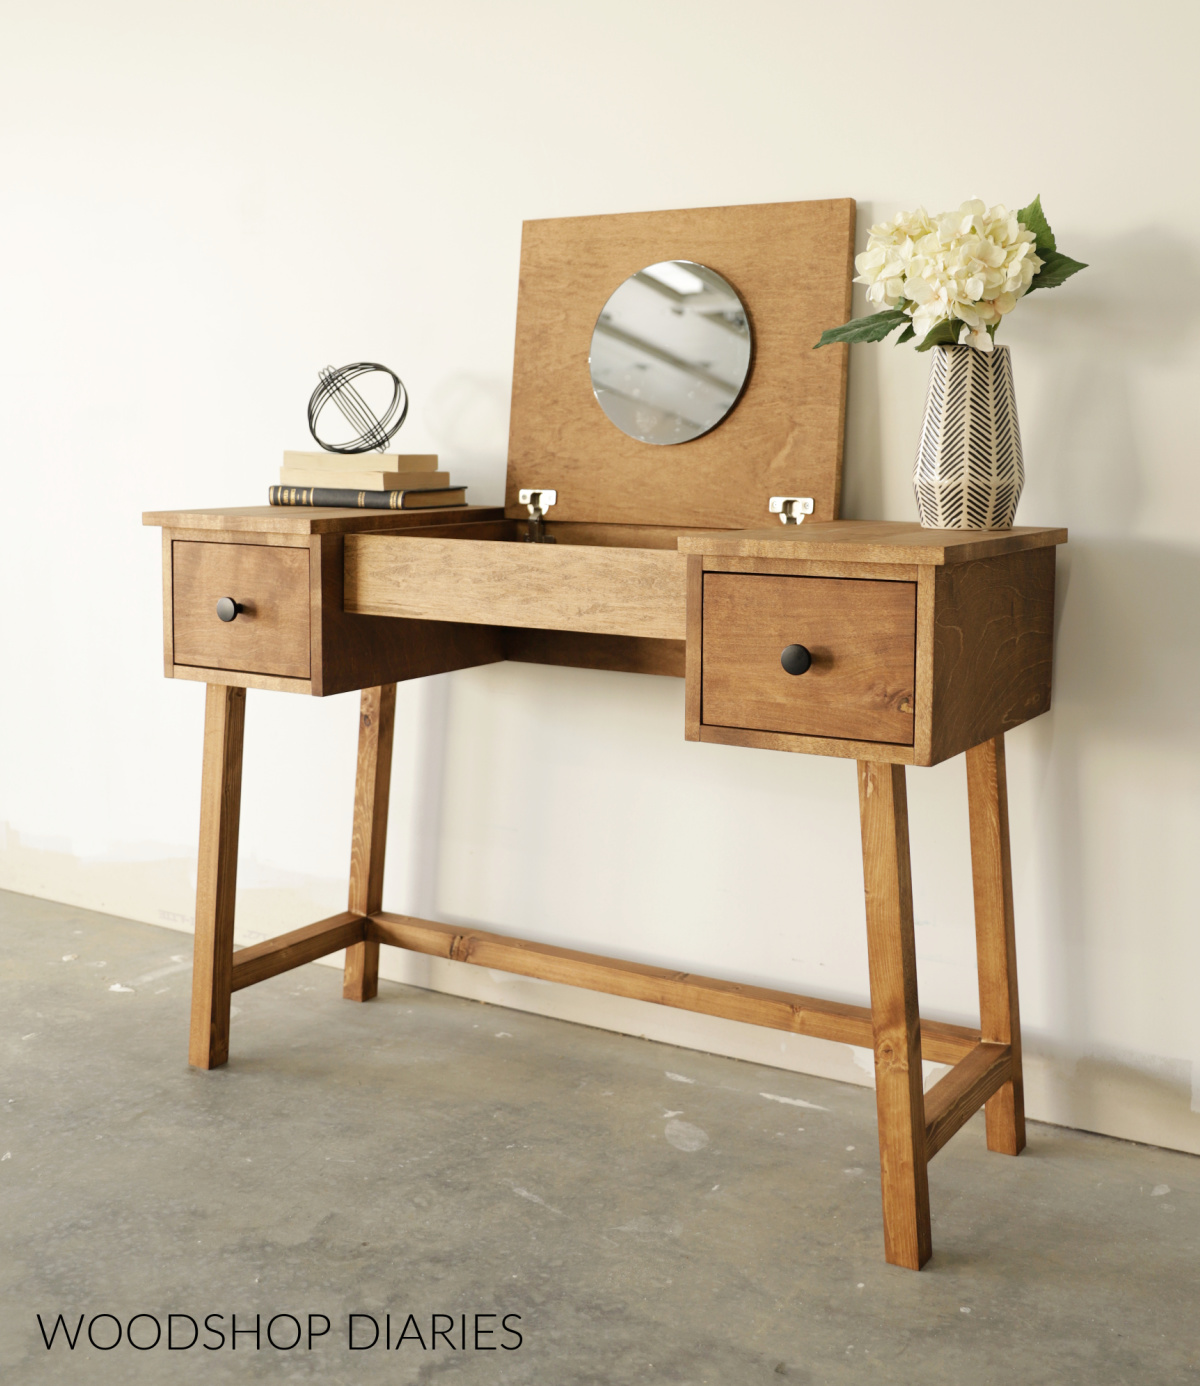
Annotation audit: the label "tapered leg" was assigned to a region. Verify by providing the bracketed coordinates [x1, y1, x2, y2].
[858, 761, 932, 1270]
[966, 735, 1026, 1155]
[189, 684, 247, 1069]
[343, 685, 397, 1001]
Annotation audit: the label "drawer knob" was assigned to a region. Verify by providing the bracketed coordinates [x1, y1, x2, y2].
[780, 644, 812, 676]
[216, 597, 243, 623]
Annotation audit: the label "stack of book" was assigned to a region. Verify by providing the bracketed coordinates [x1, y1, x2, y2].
[268, 452, 467, 510]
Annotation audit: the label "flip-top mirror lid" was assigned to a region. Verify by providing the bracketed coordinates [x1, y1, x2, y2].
[505, 199, 855, 531]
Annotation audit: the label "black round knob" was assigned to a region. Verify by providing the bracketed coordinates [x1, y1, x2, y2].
[780, 643, 812, 676]
[216, 597, 242, 623]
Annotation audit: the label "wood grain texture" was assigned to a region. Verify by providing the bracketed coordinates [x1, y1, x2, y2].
[966, 735, 1026, 1155]
[173, 541, 311, 679]
[684, 555, 703, 739]
[231, 912, 366, 992]
[678, 521, 1067, 565]
[506, 200, 855, 529]
[167, 526, 318, 549]
[702, 574, 916, 744]
[701, 554, 920, 582]
[913, 567, 937, 766]
[930, 547, 1056, 763]
[502, 629, 685, 678]
[344, 534, 688, 639]
[385, 520, 517, 542]
[169, 664, 312, 696]
[343, 686, 396, 1002]
[144, 504, 506, 535]
[857, 761, 931, 1270]
[924, 1042, 1013, 1160]
[309, 533, 504, 697]
[697, 724, 917, 764]
[367, 912, 979, 1063]
[189, 685, 246, 1070]
[161, 532, 175, 676]
[530, 522, 718, 550]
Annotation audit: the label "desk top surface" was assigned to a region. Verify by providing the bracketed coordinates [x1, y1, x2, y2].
[677, 521, 1068, 566]
[142, 504, 508, 535]
[143, 507, 1065, 565]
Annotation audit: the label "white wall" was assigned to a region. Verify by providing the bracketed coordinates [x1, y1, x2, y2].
[3, 0, 1199, 1153]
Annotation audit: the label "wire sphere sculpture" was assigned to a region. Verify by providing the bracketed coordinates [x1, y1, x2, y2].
[307, 362, 409, 454]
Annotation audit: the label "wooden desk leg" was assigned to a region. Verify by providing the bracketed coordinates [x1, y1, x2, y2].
[189, 684, 247, 1070]
[966, 734, 1026, 1156]
[857, 761, 932, 1270]
[343, 685, 397, 1002]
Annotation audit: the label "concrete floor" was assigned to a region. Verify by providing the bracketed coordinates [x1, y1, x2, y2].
[1, 890, 1197, 1385]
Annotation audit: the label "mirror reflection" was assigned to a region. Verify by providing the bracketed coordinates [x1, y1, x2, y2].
[588, 260, 752, 445]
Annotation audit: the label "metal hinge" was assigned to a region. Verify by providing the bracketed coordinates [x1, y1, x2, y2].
[768, 496, 814, 525]
[519, 489, 557, 543]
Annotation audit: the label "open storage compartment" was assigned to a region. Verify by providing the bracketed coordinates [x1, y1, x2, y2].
[340, 199, 856, 676]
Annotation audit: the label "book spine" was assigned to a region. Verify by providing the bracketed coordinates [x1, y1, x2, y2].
[268, 486, 465, 510]
[269, 485, 408, 510]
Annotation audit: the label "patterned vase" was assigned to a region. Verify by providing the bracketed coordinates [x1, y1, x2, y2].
[913, 344, 1024, 529]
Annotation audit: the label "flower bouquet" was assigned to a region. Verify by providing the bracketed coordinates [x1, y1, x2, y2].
[817, 197, 1086, 528]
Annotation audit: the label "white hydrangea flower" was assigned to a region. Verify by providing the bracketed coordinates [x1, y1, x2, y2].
[854, 200, 1042, 352]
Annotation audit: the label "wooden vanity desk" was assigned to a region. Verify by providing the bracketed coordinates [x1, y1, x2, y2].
[144, 199, 1066, 1270]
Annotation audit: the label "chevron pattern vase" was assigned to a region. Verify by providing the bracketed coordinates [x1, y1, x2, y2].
[913, 344, 1024, 529]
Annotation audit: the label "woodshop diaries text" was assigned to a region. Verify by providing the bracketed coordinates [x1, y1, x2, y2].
[37, 1311, 524, 1352]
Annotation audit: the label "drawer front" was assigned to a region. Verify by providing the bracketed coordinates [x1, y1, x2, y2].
[173, 542, 311, 678]
[701, 574, 916, 744]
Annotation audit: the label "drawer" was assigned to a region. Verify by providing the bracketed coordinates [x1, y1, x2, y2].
[701, 573, 916, 744]
[172, 541, 311, 678]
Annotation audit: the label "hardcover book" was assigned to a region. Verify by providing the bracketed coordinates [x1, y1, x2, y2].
[268, 485, 467, 511]
[282, 451, 439, 472]
[278, 468, 450, 491]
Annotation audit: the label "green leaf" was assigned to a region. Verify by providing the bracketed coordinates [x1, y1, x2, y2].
[1026, 249, 1088, 293]
[895, 323, 916, 344]
[914, 318, 961, 352]
[813, 308, 909, 348]
[1017, 194, 1056, 254]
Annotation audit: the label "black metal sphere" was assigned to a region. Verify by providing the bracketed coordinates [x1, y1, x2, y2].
[307, 362, 409, 454]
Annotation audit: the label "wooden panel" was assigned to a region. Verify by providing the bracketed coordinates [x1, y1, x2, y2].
[684, 555, 703, 739]
[144, 504, 506, 536]
[698, 724, 916, 765]
[231, 913, 365, 992]
[930, 547, 1056, 763]
[966, 735, 1026, 1155]
[169, 664, 312, 696]
[506, 200, 855, 529]
[368, 912, 979, 1064]
[173, 541, 310, 679]
[924, 1042, 1012, 1160]
[502, 629, 685, 678]
[386, 519, 517, 542]
[702, 574, 916, 744]
[678, 520, 1068, 566]
[702, 554, 920, 583]
[858, 761, 931, 1271]
[344, 534, 687, 640]
[309, 533, 504, 697]
[913, 567, 936, 766]
[168, 526, 322, 550]
[343, 687, 395, 1002]
[189, 685, 245, 1070]
[531, 522, 717, 550]
[160, 532, 175, 676]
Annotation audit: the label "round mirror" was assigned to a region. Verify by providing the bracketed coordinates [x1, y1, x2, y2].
[588, 260, 752, 445]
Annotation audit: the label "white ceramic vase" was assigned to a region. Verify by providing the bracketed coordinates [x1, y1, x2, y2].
[913, 344, 1024, 529]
